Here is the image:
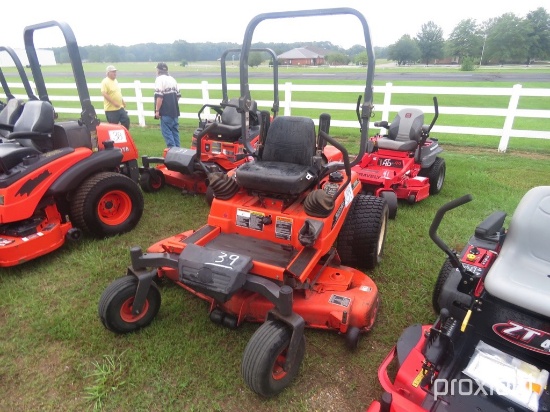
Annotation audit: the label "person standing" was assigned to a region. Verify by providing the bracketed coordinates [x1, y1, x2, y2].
[154, 62, 181, 148]
[101, 65, 130, 130]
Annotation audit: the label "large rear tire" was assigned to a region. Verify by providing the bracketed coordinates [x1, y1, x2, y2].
[420, 157, 446, 195]
[70, 172, 144, 237]
[241, 321, 305, 397]
[380, 190, 398, 219]
[337, 194, 389, 269]
[98, 276, 161, 334]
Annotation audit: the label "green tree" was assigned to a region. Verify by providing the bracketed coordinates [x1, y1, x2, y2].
[388, 35, 421, 65]
[525, 7, 550, 64]
[248, 52, 263, 67]
[416, 21, 445, 65]
[447, 19, 483, 62]
[484, 13, 530, 63]
[353, 51, 369, 66]
[326, 52, 350, 65]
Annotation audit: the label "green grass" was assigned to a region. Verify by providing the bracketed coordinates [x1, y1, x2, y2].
[1, 121, 549, 411]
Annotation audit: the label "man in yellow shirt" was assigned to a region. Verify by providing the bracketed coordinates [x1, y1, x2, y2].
[101, 65, 130, 130]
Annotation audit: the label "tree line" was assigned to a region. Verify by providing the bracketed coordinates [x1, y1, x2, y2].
[53, 8, 549, 67]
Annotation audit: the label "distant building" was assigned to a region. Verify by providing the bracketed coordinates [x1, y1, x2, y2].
[277, 46, 326, 66]
[0, 48, 56, 67]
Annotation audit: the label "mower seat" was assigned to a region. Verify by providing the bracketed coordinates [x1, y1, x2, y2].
[210, 98, 258, 142]
[7, 100, 55, 153]
[377, 108, 423, 151]
[0, 98, 24, 139]
[484, 186, 550, 318]
[235, 116, 317, 195]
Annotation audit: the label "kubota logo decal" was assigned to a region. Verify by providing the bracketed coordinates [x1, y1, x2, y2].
[493, 321, 550, 355]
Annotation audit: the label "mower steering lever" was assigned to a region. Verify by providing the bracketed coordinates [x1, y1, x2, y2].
[429, 194, 473, 272]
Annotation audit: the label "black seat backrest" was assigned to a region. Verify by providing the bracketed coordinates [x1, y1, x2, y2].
[388, 108, 424, 143]
[261, 116, 316, 165]
[10, 100, 55, 152]
[234, 116, 318, 196]
[220, 98, 242, 126]
[0, 98, 24, 138]
[219, 98, 259, 126]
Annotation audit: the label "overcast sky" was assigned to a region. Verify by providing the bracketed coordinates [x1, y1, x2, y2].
[3, 0, 548, 50]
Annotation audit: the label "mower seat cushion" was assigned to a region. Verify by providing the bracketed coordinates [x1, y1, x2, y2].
[377, 138, 418, 151]
[0, 144, 40, 172]
[484, 186, 550, 318]
[236, 161, 316, 195]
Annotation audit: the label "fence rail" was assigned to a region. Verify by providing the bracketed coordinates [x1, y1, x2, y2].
[3, 81, 550, 152]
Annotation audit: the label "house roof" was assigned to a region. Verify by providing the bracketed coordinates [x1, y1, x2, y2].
[277, 47, 325, 59]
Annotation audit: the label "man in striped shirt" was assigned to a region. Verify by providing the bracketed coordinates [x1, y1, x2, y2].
[154, 62, 181, 148]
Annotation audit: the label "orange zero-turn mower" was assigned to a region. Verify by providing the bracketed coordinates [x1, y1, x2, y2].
[0, 21, 143, 267]
[98, 8, 387, 397]
[138, 48, 280, 205]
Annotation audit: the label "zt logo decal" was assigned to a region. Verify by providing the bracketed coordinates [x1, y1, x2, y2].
[493, 321, 550, 355]
[16, 170, 51, 197]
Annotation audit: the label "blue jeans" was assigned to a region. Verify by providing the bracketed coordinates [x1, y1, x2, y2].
[160, 116, 180, 148]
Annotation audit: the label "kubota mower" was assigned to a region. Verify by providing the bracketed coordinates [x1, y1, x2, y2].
[352, 97, 445, 219]
[0, 21, 143, 267]
[98, 8, 388, 397]
[368, 187, 550, 412]
[138, 48, 280, 204]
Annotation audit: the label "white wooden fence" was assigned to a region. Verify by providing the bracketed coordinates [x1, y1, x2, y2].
[3, 81, 550, 152]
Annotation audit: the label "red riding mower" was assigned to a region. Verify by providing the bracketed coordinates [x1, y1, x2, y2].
[368, 187, 550, 412]
[98, 8, 389, 397]
[0, 45, 39, 140]
[138, 48, 280, 205]
[352, 97, 445, 219]
[0, 21, 143, 267]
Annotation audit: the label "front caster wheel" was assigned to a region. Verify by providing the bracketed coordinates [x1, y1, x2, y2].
[241, 320, 305, 397]
[345, 326, 361, 350]
[98, 276, 161, 334]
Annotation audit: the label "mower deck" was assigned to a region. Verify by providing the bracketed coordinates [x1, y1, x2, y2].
[0, 211, 71, 267]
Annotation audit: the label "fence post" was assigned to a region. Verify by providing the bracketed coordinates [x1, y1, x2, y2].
[283, 82, 292, 116]
[134, 80, 146, 127]
[201, 81, 210, 117]
[380, 82, 393, 133]
[499, 83, 522, 152]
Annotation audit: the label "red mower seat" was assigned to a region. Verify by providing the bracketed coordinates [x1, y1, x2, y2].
[484, 186, 550, 318]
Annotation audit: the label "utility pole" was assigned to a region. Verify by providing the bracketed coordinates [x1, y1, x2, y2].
[479, 34, 487, 66]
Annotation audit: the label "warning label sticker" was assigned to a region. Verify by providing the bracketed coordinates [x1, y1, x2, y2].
[275, 216, 293, 240]
[236, 209, 264, 231]
[329, 294, 351, 307]
[0, 238, 15, 246]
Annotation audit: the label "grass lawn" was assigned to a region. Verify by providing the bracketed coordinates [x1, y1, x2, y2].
[1, 119, 549, 411]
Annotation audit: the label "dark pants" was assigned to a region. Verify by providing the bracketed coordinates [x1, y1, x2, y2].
[105, 108, 130, 130]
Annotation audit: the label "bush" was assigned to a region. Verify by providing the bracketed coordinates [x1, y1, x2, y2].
[180, 60, 188, 67]
[460, 57, 475, 71]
